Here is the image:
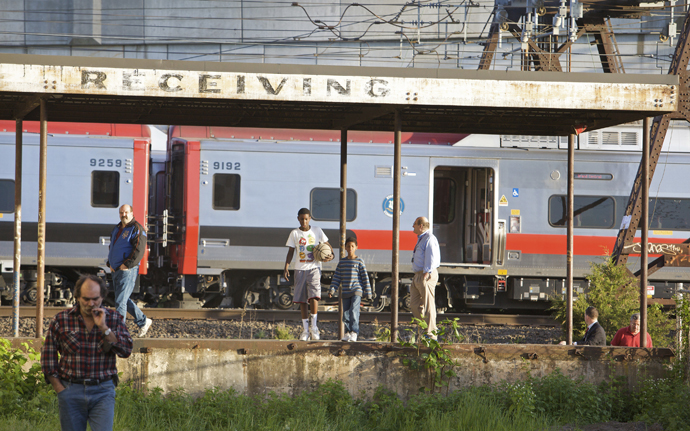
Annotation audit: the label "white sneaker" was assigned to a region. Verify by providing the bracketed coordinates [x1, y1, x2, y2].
[341, 333, 350, 342]
[138, 318, 153, 337]
[299, 330, 309, 341]
[349, 332, 358, 342]
[310, 326, 320, 341]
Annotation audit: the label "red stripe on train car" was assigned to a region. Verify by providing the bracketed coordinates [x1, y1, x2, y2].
[506, 233, 687, 256]
[132, 139, 150, 275]
[179, 141, 200, 274]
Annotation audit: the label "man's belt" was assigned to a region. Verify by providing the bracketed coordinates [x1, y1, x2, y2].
[64, 375, 113, 386]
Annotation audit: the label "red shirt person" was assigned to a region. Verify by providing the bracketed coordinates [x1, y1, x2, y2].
[611, 313, 653, 347]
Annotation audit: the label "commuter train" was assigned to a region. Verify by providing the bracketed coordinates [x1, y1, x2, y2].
[0, 120, 689, 312]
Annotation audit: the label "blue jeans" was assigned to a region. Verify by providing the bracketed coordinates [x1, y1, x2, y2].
[112, 267, 147, 327]
[342, 295, 361, 334]
[58, 379, 116, 431]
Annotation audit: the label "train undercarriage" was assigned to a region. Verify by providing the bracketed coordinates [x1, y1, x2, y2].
[1, 266, 681, 313]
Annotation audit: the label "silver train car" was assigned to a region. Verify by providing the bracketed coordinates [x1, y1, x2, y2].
[152, 123, 690, 311]
[0, 121, 151, 306]
[1, 121, 689, 311]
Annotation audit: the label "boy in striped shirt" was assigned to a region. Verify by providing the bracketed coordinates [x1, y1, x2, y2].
[329, 237, 372, 342]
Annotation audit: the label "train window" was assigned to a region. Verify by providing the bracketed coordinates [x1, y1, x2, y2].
[213, 174, 241, 210]
[549, 195, 615, 229]
[310, 188, 356, 221]
[649, 198, 690, 231]
[91, 171, 120, 208]
[433, 178, 456, 224]
[0, 180, 14, 213]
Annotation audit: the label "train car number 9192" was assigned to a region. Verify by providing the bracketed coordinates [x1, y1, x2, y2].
[90, 158, 124, 167]
[213, 162, 241, 170]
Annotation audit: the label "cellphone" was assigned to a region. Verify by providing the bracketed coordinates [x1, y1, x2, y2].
[92, 310, 102, 316]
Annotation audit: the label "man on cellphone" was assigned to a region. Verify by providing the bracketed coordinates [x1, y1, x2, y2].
[42, 275, 133, 431]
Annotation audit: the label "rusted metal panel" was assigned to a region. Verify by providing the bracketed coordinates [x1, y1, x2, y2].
[0, 62, 677, 113]
[665, 253, 690, 267]
[622, 243, 690, 256]
[583, 18, 625, 74]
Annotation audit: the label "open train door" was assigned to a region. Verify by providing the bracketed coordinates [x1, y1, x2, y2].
[432, 164, 502, 308]
[432, 166, 496, 266]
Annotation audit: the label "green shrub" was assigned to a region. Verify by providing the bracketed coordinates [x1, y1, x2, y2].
[632, 372, 690, 430]
[273, 323, 292, 340]
[0, 339, 55, 421]
[550, 254, 673, 347]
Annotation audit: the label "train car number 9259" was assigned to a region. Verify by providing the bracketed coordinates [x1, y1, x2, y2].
[90, 158, 124, 168]
[213, 162, 241, 170]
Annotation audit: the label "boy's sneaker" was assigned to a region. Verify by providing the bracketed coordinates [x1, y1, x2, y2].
[310, 326, 320, 341]
[138, 318, 153, 337]
[299, 330, 309, 341]
[341, 333, 350, 342]
[349, 332, 358, 342]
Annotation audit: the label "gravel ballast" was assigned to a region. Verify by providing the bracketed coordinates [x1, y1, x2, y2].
[1, 316, 562, 344]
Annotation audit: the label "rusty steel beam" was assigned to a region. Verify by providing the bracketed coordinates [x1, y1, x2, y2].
[664, 251, 690, 267]
[390, 110, 402, 343]
[12, 120, 22, 337]
[528, 41, 563, 72]
[339, 129, 347, 341]
[36, 99, 47, 339]
[12, 95, 44, 120]
[567, 133, 575, 345]
[478, 23, 500, 70]
[331, 106, 397, 130]
[581, 18, 625, 73]
[640, 117, 650, 348]
[612, 11, 690, 267]
[505, 23, 563, 72]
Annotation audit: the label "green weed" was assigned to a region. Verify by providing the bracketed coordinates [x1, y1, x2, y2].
[274, 323, 292, 340]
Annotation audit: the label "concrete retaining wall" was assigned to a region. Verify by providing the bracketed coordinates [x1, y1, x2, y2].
[13, 338, 674, 399]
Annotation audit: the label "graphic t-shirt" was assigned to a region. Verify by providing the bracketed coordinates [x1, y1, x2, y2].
[285, 226, 328, 271]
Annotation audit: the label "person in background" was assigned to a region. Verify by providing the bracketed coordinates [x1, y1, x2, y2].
[107, 204, 152, 337]
[411, 216, 441, 340]
[329, 237, 372, 342]
[611, 313, 652, 347]
[284, 208, 333, 341]
[559, 306, 606, 346]
[42, 275, 133, 431]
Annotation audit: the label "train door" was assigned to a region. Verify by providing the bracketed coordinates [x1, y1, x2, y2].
[433, 167, 494, 265]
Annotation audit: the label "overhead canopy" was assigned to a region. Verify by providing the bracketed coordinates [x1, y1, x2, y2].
[0, 53, 678, 135]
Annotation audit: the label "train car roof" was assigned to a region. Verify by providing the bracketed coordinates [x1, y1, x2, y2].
[0, 131, 147, 148]
[191, 138, 690, 164]
[0, 121, 150, 138]
[169, 126, 466, 146]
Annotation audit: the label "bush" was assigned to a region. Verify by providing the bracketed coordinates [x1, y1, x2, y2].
[0, 339, 55, 421]
[550, 254, 673, 347]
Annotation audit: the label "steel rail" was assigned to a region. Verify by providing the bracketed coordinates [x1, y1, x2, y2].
[0, 307, 558, 327]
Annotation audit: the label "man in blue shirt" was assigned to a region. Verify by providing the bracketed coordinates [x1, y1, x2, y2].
[107, 204, 152, 337]
[411, 216, 440, 339]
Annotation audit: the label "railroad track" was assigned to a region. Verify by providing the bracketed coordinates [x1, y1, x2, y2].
[0, 306, 558, 327]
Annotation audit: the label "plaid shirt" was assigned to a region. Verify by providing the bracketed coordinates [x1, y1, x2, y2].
[41, 305, 133, 382]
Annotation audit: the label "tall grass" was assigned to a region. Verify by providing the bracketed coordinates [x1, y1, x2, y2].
[4, 373, 690, 430]
[2, 332, 689, 431]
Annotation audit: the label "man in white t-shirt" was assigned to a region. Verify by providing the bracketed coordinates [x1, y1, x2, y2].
[284, 208, 334, 341]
